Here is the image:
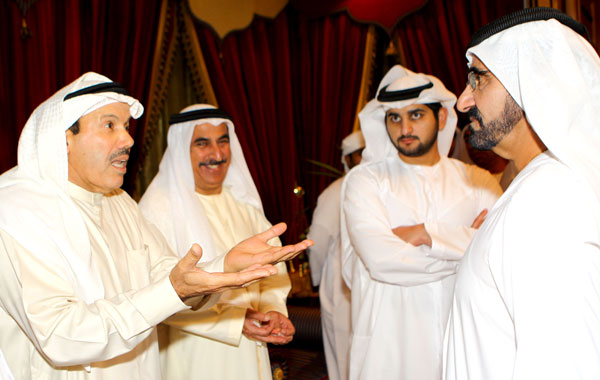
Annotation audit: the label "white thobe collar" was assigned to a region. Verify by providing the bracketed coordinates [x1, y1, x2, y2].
[397, 154, 446, 175]
[68, 181, 104, 208]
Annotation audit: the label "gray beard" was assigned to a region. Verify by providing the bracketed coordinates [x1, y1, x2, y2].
[468, 95, 524, 150]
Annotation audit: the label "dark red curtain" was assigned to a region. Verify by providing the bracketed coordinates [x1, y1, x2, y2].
[193, 7, 368, 243]
[289, 12, 368, 220]
[394, 0, 523, 106]
[0, 0, 163, 191]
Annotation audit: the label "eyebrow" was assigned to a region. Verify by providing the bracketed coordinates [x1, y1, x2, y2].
[192, 133, 229, 144]
[407, 107, 426, 113]
[468, 66, 488, 75]
[100, 113, 131, 123]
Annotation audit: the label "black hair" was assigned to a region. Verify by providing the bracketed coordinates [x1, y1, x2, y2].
[424, 102, 443, 122]
[68, 120, 80, 135]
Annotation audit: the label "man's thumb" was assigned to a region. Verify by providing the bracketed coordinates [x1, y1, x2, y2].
[183, 243, 203, 267]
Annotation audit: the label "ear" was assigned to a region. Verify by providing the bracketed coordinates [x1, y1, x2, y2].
[438, 107, 448, 130]
[65, 130, 73, 154]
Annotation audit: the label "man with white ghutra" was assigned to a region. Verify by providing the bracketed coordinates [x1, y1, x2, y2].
[0, 73, 311, 379]
[340, 65, 502, 380]
[140, 104, 294, 380]
[444, 7, 600, 380]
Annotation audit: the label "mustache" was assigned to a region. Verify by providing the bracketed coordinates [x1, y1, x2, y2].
[398, 135, 419, 141]
[108, 148, 130, 161]
[198, 158, 227, 167]
[468, 107, 484, 125]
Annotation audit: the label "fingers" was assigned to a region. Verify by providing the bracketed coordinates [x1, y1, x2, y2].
[255, 223, 288, 242]
[182, 244, 203, 269]
[243, 312, 274, 338]
[251, 334, 293, 345]
[231, 268, 274, 288]
[264, 239, 315, 264]
[203, 268, 275, 294]
[471, 209, 488, 228]
[246, 308, 269, 323]
[241, 264, 278, 275]
[292, 239, 314, 252]
[244, 311, 295, 344]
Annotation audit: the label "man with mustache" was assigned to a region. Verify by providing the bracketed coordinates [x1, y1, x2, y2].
[140, 104, 293, 380]
[444, 8, 600, 380]
[340, 66, 502, 380]
[0, 74, 311, 379]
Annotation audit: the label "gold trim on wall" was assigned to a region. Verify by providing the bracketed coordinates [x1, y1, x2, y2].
[353, 25, 377, 132]
[181, 4, 218, 107]
[134, 0, 179, 199]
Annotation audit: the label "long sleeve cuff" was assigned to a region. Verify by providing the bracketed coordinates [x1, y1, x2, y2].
[128, 276, 189, 327]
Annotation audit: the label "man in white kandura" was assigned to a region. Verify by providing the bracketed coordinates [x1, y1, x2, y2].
[307, 130, 364, 380]
[341, 66, 502, 380]
[0, 74, 311, 380]
[444, 8, 600, 380]
[140, 104, 293, 380]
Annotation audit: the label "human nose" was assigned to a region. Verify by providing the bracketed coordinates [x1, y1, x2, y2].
[214, 145, 225, 160]
[400, 120, 413, 136]
[118, 128, 134, 149]
[457, 85, 475, 113]
[206, 142, 225, 161]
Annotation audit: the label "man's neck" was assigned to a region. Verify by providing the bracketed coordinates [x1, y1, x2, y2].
[195, 186, 223, 196]
[398, 150, 441, 166]
[493, 120, 547, 172]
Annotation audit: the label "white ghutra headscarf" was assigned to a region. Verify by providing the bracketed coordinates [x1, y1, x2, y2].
[359, 65, 458, 166]
[340, 130, 366, 172]
[139, 104, 262, 262]
[0, 72, 143, 304]
[466, 13, 600, 205]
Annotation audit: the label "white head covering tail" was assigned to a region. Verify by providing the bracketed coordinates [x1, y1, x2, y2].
[341, 130, 366, 172]
[139, 104, 262, 261]
[359, 65, 457, 165]
[0, 72, 143, 304]
[467, 17, 600, 203]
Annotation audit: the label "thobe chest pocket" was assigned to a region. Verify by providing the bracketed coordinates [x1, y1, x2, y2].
[126, 246, 151, 289]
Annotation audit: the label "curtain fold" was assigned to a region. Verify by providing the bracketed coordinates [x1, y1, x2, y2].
[191, 7, 370, 242]
[0, 0, 164, 187]
[393, 0, 523, 98]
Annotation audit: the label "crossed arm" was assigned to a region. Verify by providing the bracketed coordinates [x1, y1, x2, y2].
[392, 209, 488, 247]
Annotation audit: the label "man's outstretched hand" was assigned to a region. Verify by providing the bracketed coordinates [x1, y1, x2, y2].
[224, 222, 313, 273]
[170, 244, 278, 301]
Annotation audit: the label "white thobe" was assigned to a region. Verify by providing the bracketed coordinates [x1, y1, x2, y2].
[160, 187, 290, 380]
[0, 184, 220, 380]
[307, 177, 351, 380]
[444, 152, 600, 380]
[343, 155, 502, 380]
